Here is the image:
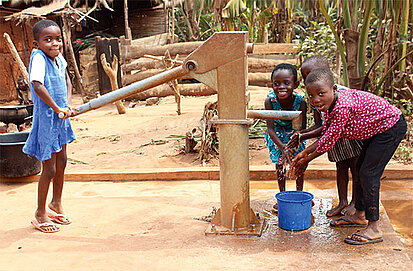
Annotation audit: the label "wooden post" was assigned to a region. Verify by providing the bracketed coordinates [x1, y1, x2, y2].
[124, 0, 132, 39]
[163, 50, 181, 114]
[20, 24, 29, 67]
[171, 0, 175, 44]
[3, 33, 29, 85]
[62, 13, 87, 103]
[100, 54, 126, 114]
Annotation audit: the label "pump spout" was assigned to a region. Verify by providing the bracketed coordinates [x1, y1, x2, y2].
[247, 110, 303, 130]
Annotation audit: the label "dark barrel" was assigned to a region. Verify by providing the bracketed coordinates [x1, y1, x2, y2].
[0, 132, 41, 178]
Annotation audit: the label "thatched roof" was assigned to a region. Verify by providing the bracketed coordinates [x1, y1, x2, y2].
[5, 0, 69, 23]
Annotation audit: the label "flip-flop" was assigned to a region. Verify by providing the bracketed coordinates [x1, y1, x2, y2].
[330, 217, 368, 227]
[31, 220, 60, 233]
[272, 204, 278, 214]
[344, 231, 383, 245]
[47, 212, 71, 225]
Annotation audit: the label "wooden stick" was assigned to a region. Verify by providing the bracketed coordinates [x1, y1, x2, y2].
[100, 53, 126, 114]
[171, 0, 175, 44]
[124, 0, 132, 39]
[62, 13, 88, 103]
[3, 33, 29, 85]
[143, 54, 184, 64]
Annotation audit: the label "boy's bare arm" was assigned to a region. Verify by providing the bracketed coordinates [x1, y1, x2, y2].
[299, 99, 307, 131]
[287, 106, 321, 149]
[300, 126, 322, 140]
[286, 99, 306, 149]
[301, 106, 322, 135]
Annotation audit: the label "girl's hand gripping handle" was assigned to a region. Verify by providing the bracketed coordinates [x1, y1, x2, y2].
[58, 106, 77, 119]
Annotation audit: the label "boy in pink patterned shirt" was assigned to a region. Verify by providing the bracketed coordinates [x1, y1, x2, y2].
[292, 68, 406, 245]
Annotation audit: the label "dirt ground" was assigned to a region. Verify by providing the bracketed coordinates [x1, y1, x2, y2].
[1, 90, 412, 270]
[66, 90, 411, 173]
[66, 89, 271, 171]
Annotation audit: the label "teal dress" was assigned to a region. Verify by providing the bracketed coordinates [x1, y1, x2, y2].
[23, 50, 76, 161]
[265, 91, 306, 164]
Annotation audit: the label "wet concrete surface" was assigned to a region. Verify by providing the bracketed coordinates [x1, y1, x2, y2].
[251, 180, 413, 246]
[0, 180, 412, 270]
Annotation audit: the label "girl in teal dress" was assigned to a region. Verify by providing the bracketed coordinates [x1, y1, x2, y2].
[264, 64, 307, 211]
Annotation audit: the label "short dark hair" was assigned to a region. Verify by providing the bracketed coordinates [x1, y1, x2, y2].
[271, 63, 298, 82]
[32, 19, 59, 40]
[305, 68, 334, 87]
[302, 55, 330, 69]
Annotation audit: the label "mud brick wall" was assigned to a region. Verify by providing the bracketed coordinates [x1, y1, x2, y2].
[79, 46, 99, 97]
[0, 19, 35, 103]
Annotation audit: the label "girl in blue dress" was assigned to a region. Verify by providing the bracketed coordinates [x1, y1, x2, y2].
[23, 20, 76, 233]
[264, 64, 307, 211]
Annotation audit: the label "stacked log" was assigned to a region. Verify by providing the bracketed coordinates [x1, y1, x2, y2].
[77, 36, 299, 100]
[120, 40, 299, 93]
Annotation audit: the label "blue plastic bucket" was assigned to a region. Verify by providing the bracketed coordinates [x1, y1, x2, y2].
[275, 191, 314, 231]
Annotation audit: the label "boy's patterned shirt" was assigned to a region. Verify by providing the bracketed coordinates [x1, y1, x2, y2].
[316, 89, 402, 154]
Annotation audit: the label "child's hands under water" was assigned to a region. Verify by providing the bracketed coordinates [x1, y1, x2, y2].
[286, 132, 300, 149]
[291, 151, 308, 177]
[281, 144, 294, 164]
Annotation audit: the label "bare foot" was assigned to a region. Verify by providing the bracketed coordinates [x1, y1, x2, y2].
[341, 202, 356, 216]
[326, 202, 347, 217]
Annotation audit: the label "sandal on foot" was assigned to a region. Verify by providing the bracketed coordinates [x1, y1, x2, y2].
[344, 231, 383, 245]
[31, 220, 60, 233]
[272, 203, 278, 214]
[330, 217, 368, 227]
[47, 212, 71, 225]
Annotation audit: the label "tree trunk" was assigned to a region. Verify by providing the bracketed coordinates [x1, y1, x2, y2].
[3, 33, 29, 86]
[184, 0, 200, 41]
[62, 13, 87, 103]
[343, 28, 365, 89]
